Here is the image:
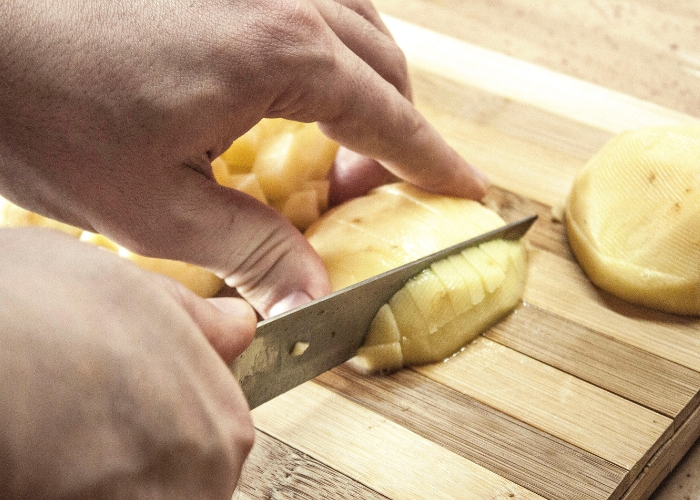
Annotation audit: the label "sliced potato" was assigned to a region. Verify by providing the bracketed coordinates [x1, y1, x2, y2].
[565, 125, 700, 315]
[306, 182, 528, 373]
[306, 183, 504, 290]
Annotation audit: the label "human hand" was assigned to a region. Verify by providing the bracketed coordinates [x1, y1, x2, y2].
[0, 0, 488, 317]
[0, 228, 257, 499]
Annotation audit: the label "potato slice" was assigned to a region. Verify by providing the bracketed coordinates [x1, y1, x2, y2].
[565, 125, 700, 315]
[460, 246, 506, 294]
[430, 258, 474, 316]
[305, 182, 528, 373]
[405, 269, 455, 333]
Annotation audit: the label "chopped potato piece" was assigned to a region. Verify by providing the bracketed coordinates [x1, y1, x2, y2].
[277, 189, 321, 232]
[566, 125, 700, 315]
[215, 119, 338, 230]
[217, 173, 268, 204]
[252, 132, 307, 202]
[217, 127, 263, 174]
[305, 182, 528, 373]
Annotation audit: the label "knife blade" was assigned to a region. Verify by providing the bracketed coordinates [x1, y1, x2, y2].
[231, 214, 537, 409]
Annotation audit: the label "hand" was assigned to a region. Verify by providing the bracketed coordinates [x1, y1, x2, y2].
[0, 0, 489, 317]
[0, 228, 257, 499]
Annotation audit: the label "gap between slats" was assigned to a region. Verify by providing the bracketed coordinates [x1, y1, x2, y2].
[317, 366, 627, 500]
[486, 303, 700, 427]
[252, 382, 544, 500]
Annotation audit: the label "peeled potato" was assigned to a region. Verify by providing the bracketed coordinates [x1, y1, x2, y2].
[214, 119, 339, 229]
[565, 125, 700, 315]
[305, 183, 528, 373]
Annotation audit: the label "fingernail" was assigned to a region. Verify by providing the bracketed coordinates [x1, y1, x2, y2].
[268, 291, 313, 318]
[469, 165, 491, 198]
[208, 297, 251, 316]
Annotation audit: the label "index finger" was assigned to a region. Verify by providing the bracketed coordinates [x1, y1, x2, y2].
[299, 33, 489, 199]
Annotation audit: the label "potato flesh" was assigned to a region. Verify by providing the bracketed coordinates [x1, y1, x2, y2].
[305, 183, 528, 373]
[565, 125, 700, 315]
[215, 119, 339, 230]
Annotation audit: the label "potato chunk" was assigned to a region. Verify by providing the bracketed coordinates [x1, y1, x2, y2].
[216, 119, 338, 229]
[305, 183, 528, 373]
[565, 125, 700, 315]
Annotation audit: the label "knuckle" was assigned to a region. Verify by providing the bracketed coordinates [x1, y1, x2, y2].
[385, 44, 410, 96]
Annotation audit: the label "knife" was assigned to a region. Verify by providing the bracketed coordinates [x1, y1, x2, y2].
[231, 214, 537, 409]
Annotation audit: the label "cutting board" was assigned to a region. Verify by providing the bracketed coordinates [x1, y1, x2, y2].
[233, 14, 700, 500]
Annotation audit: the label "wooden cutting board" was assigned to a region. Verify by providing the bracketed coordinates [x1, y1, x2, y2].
[233, 13, 700, 500]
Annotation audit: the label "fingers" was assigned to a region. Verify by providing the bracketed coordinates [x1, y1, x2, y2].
[93, 165, 331, 319]
[328, 147, 398, 206]
[311, 0, 411, 98]
[194, 296, 258, 363]
[272, 0, 488, 200]
[315, 56, 489, 199]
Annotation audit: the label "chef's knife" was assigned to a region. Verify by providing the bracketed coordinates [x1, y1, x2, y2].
[231, 214, 537, 409]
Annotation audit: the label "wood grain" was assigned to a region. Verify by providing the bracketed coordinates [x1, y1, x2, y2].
[414, 337, 672, 471]
[525, 249, 700, 371]
[234, 5, 700, 499]
[235, 431, 390, 500]
[252, 382, 545, 500]
[622, 402, 700, 500]
[373, 0, 700, 116]
[486, 303, 700, 424]
[380, 15, 698, 134]
[317, 366, 628, 500]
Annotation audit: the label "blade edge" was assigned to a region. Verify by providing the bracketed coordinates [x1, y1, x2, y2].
[233, 214, 537, 409]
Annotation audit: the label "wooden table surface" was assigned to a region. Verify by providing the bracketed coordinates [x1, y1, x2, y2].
[233, 2, 700, 499]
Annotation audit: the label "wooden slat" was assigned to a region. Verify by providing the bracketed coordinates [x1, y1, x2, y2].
[252, 382, 545, 500]
[417, 104, 585, 209]
[235, 431, 389, 500]
[381, 14, 699, 133]
[481, 187, 574, 261]
[525, 248, 700, 371]
[622, 401, 700, 500]
[414, 337, 672, 471]
[316, 366, 628, 500]
[374, 0, 699, 116]
[410, 68, 614, 161]
[486, 303, 700, 424]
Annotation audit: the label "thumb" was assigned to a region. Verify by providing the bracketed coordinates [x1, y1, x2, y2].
[93, 165, 332, 319]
